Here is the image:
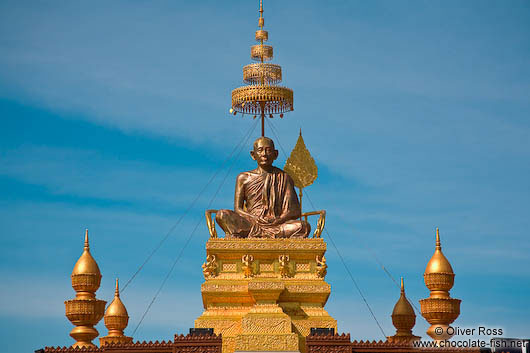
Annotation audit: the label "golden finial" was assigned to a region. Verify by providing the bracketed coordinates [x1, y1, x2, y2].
[387, 277, 419, 344]
[231, 0, 293, 136]
[72, 230, 101, 279]
[100, 278, 133, 345]
[259, 0, 264, 28]
[65, 230, 106, 348]
[425, 228, 453, 275]
[419, 228, 461, 341]
[114, 278, 120, 297]
[284, 130, 318, 213]
[84, 229, 89, 250]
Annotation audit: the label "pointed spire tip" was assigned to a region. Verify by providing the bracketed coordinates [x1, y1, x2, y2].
[115, 278, 120, 297]
[84, 229, 89, 250]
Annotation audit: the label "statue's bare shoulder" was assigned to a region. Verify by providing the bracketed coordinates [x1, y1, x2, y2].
[236, 169, 259, 187]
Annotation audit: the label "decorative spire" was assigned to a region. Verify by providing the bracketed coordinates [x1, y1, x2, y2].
[65, 230, 106, 348]
[100, 278, 133, 346]
[230, 0, 293, 136]
[419, 228, 461, 341]
[387, 278, 419, 344]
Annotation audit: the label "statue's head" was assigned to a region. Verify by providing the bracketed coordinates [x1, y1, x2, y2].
[251, 136, 278, 168]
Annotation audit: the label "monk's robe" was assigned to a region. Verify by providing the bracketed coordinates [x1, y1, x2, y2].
[216, 167, 310, 238]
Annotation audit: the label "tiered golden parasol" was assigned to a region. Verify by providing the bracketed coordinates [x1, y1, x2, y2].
[230, 0, 293, 136]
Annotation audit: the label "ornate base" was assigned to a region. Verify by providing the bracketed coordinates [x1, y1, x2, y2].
[195, 238, 337, 353]
[99, 335, 133, 345]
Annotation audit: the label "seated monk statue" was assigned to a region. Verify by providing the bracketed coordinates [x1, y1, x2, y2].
[216, 136, 310, 238]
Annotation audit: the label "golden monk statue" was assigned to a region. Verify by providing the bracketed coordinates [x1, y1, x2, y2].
[216, 137, 310, 238]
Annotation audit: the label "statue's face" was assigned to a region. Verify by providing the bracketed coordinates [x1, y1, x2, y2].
[251, 138, 278, 167]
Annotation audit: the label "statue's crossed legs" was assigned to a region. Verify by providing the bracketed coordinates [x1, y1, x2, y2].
[216, 209, 310, 238]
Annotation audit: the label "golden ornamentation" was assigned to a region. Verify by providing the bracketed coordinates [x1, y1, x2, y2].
[284, 131, 318, 191]
[235, 333, 299, 352]
[285, 283, 331, 293]
[231, 85, 293, 115]
[100, 278, 133, 346]
[205, 210, 218, 238]
[206, 238, 326, 251]
[243, 63, 282, 85]
[222, 263, 237, 272]
[260, 263, 273, 272]
[230, 0, 293, 137]
[316, 255, 327, 278]
[283, 131, 327, 238]
[296, 263, 310, 272]
[196, 237, 336, 353]
[255, 29, 268, 42]
[250, 44, 273, 61]
[241, 317, 291, 334]
[419, 228, 461, 341]
[65, 230, 106, 348]
[387, 278, 420, 344]
[242, 254, 254, 278]
[279, 254, 290, 278]
[202, 255, 219, 278]
[302, 210, 326, 238]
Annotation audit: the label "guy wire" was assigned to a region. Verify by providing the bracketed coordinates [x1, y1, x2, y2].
[266, 119, 387, 338]
[132, 119, 259, 335]
[122, 120, 259, 293]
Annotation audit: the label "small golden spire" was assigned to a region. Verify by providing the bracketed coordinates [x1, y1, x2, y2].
[72, 229, 101, 279]
[387, 277, 419, 344]
[425, 228, 453, 275]
[419, 228, 461, 341]
[100, 278, 133, 345]
[65, 230, 106, 348]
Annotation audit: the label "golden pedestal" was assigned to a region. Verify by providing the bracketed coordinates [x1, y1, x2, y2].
[195, 238, 337, 353]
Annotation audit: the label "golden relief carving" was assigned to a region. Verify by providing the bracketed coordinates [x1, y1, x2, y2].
[202, 255, 218, 278]
[292, 318, 337, 337]
[285, 283, 331, 293]
[242, 254, 254, 278]
[279, 254, 291, 278]
[206, 238, 326, 251]
[241, 317, 291, 334]
[316, 255, 328, 278]
[248, 280, 284, 291]
[235, 333, 299, 352]
[196, 319, 240, 336]
[202, 283, 248, 292]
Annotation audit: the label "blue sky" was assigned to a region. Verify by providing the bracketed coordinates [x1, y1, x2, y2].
[1, 1, 529, 352]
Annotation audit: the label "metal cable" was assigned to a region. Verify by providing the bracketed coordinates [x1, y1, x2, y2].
[267, 119, 422, 315]
[132, 119, 259, 335]
[266, 119, 387, 338]
[121, 120, 258, 293]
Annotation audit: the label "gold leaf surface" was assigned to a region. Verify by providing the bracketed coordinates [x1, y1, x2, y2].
[283, 131, 318, 189]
